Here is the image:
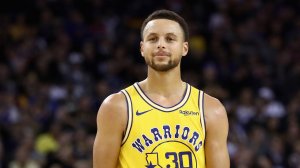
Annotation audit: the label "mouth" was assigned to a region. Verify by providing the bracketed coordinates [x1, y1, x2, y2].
[153, 51, 171, 57]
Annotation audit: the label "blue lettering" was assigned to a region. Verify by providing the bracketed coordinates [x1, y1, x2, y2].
[175, 125, 180, 138]
[132, 138, 145, 153]
[195, 141, 203, 151]
[151, 128, 162, 141]
[181, 127, 190, 140]
[132, 126, 203, 153]
[188, 132, 199, 145]
[142, 134, 153, 146]
[163, 125, 172, 138]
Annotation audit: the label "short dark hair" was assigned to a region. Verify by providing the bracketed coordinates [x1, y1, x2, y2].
[141, 9, 189, 42]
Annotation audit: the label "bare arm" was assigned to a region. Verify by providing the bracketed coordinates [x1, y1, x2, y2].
[204, 94, 230, 168]
[93, 92, 127, 168]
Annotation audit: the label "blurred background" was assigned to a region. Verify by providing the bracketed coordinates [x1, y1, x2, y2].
[0, 0, 299, 167]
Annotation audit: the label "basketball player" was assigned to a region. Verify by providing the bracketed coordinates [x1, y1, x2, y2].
[93, 9, 229, 168]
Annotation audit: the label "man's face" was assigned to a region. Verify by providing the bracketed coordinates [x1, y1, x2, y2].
[140, 19, 188, 72]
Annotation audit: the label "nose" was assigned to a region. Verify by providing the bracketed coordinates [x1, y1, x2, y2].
[157, 38, 166, 49]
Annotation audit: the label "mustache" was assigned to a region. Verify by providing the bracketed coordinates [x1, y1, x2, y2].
[153, 51, 171, 56]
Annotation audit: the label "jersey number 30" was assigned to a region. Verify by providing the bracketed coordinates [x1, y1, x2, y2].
[165, 151, 192, 168]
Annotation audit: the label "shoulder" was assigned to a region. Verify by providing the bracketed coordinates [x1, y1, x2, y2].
[96, 92, 127, 129]
[100, 92, 127, 111]
[203, 93, 227, 117]
[203, 93, 228, 130]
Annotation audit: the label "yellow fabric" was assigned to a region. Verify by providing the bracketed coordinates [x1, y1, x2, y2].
[118, 83, 206, 168]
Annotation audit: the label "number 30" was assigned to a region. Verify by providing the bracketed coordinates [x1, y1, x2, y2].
[165, 151, 192, 168]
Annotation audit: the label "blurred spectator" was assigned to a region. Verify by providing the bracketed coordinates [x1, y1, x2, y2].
[8, 145, 40, 168]
[35, 123, 60, 156]
[235, 87, 256, 127]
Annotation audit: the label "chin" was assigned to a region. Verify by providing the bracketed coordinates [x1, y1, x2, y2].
[150, 64, 178, 72]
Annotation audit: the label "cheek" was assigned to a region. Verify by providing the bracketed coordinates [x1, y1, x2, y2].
[143, 46, 153, 55]
[143, 49, 150, 56]
[172, 45, 184, 54]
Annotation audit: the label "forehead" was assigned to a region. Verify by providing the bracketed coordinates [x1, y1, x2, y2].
[143, 19, 184, 38]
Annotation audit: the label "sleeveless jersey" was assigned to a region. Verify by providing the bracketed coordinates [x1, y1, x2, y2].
[118, 82, 206, 168]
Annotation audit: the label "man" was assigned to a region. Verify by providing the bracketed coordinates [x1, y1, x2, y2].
[93, 9, 229, 168]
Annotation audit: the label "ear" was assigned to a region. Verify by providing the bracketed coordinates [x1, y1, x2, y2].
[140, 41, 144, 57]
[182, 42, 189, 56]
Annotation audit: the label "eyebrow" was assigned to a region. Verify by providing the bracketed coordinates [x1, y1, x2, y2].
[146, 32, 178, 37]
[166, 33, 177, 38]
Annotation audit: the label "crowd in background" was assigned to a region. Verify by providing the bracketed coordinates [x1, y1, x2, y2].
[0, 0, 299, 167]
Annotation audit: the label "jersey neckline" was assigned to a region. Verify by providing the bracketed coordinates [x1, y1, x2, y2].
[133, 82, 191, 112]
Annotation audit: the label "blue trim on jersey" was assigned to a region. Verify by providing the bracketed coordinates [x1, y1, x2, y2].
[121, 91, 128, 141]
[202, 92, 206, 138]
[201, 92, 207, 167]
[198, 90, 202, 135]
[136, 82, 188, 108]
[121, 90, 133, 146]
[134, 82, 191, 112]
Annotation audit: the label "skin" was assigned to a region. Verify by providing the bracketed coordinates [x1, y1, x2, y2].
[93, 19, 230, 168]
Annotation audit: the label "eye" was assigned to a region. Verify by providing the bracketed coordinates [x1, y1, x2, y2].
[166, 37, 175, 42]
[148, 37, 157, 42]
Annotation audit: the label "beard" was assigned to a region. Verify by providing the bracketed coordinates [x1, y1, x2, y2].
[145, 56, 181, 72]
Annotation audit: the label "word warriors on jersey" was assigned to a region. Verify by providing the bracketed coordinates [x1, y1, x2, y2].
[131, 124, 203, 153]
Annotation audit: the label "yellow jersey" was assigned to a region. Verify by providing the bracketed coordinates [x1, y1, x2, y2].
[118, 82, 206, 168]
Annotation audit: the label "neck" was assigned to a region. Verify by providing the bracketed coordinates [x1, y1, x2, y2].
[140, 65, 185, 96]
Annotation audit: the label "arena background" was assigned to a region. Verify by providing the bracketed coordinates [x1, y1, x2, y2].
[0, 0, 299, 167]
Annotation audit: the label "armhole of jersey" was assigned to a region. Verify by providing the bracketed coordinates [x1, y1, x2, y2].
[199, 90, 206, 140]
[121, 90, 133, 145]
